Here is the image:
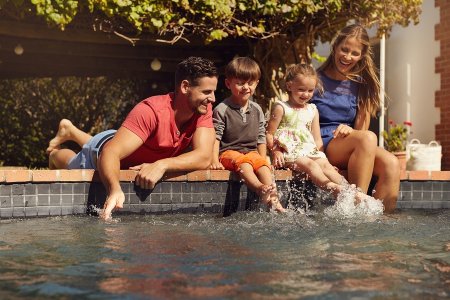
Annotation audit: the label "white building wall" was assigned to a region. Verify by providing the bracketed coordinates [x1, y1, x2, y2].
[385, 1, 440, 142]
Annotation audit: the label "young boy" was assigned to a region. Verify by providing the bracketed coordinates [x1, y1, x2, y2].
[210, 57, 285, 212]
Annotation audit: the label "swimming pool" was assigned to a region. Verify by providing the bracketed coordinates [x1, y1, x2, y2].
[0, 209, 448, 299]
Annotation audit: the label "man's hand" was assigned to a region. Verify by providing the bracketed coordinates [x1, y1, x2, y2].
[130, 160, 167, 189]
[101, 189, 125, 220]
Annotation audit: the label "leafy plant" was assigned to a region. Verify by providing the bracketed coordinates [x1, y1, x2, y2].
[0, 77, 148, 167]
[0, 0, 423, 110]
[382, 120, 412, 152]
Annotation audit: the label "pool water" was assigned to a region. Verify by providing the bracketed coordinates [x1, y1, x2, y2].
[0, 209, 449, 299]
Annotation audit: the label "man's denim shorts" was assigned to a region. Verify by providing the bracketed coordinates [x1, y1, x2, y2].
[67, 130, 116, 170]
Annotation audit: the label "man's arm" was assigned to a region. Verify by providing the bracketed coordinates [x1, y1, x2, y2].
[98, 126, 144, 219]
[133, 126, 216, 186]
[210, 139, 224, 170]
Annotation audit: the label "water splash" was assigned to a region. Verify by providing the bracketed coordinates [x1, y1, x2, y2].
[324, 182, 384, 219]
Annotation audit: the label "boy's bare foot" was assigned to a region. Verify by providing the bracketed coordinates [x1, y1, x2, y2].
[258, 183, 286, 213]
[46, 119, 74, 154]
[258, 184, 274, 205]
[268, 193, 286, 213]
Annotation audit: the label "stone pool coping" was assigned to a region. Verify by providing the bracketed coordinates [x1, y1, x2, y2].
[0, 169, 449, 219]
[2, 168, 450, 182]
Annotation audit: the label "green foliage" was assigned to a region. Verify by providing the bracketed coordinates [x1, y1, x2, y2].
[0, 77, 147, 167]
[1, 1, 422, 43]
[0, 0, 424, 136]
[382, 120, 412, 152]
[30, 0, 78, 29]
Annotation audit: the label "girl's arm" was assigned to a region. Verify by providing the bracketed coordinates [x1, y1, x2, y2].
[266, 103, 284, 150]
[311, 107, 325, 151]
[266, 103, 285, 168]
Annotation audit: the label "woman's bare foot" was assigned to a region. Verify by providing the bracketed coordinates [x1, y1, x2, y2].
[46, 119, 74, 154]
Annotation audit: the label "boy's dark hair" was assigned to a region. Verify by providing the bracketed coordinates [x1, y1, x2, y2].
[225, 57, 261, 81]
[175, 57, 218, 87]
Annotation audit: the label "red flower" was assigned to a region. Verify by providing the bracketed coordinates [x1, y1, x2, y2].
[403, 121, 413, 126]
[389, 120, 394, 125]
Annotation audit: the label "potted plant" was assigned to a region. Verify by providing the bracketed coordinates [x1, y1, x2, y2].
[382, 120, 412, 171]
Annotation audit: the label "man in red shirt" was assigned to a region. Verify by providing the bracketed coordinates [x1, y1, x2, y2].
[47, 57, 218, 219]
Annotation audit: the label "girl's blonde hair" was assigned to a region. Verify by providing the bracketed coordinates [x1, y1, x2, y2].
[318, 24, 381, 117]
[284, 63, 323, 94]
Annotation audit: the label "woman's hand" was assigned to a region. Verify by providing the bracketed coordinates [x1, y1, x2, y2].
[271, 150, 285, 169]
[333, 124, 353, 139]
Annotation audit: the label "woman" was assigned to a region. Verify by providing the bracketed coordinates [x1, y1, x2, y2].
[311, 24, 400, 213]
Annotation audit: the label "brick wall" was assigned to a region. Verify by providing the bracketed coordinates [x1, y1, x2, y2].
[435, 0, 450, 170]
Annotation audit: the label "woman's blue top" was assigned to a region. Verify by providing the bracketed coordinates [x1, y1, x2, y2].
[311, 72, 359, 150]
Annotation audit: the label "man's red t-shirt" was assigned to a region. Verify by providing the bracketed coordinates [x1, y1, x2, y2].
[119, 93, 213, 169]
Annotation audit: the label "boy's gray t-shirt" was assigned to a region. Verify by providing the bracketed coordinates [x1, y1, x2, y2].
[213, 97, 266, 154]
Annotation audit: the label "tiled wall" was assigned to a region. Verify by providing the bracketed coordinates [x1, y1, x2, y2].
[0, 169, 449, 219]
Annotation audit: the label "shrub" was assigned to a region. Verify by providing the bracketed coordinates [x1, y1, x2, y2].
[0, 77, 149, 168]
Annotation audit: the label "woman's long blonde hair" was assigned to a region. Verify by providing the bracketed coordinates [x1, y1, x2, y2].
[318, 24, 381, 117]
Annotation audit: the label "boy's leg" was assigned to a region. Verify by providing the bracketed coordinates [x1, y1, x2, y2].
[255, 165, 285, 212]
[47, 119, 93, 153]
[240, 163, 277, 208]
[239, 163, 266, 193]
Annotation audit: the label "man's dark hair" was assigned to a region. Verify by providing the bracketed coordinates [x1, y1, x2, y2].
[175, 57, 218, 87]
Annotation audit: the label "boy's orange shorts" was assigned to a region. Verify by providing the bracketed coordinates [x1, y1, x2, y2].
[219, 150, 271, 172]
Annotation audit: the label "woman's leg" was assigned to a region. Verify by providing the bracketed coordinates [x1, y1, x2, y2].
[372, 148, 400, 213]
[47, 119, 93, 153]
[325, 130, 378, 193]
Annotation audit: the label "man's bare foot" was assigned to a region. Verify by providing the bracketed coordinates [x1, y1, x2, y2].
[46, 119, 74, 154]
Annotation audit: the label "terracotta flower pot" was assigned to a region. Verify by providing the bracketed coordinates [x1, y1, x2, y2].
[392, 151, 407, 172]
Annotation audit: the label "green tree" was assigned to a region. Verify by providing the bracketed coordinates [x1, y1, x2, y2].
[0, 0, 422, 105]
[0, 0, 422, 109]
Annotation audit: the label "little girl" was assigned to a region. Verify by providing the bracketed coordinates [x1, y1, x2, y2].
[266, 63, 365, 202]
